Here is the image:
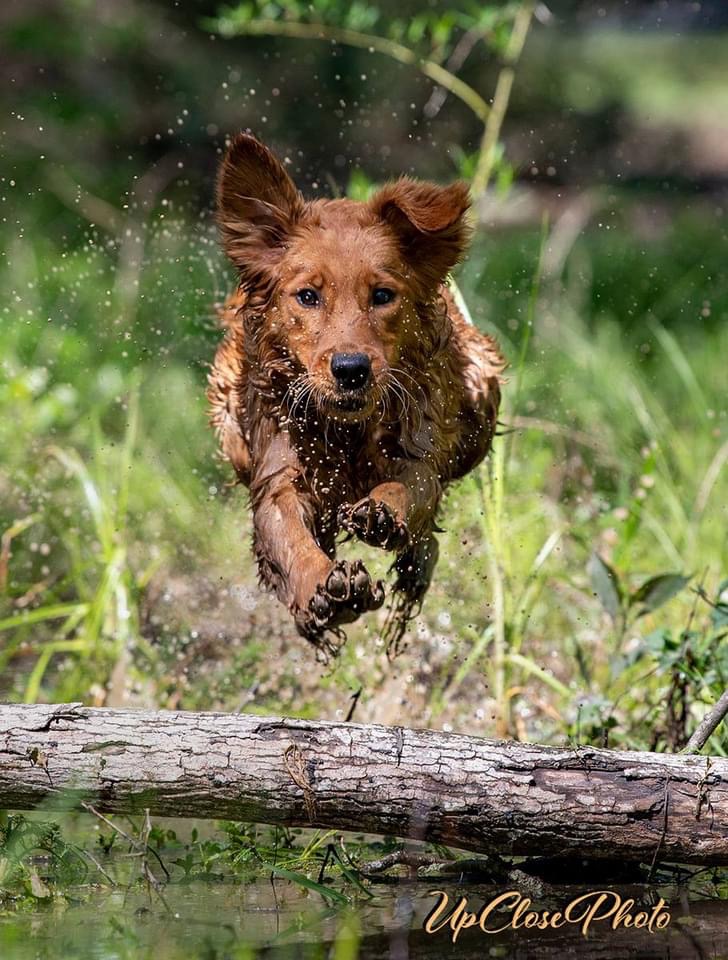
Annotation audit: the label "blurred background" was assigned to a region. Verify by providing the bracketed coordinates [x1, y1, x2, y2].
[1, 0, 727, 754]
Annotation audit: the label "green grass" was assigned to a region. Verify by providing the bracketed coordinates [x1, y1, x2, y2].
[0, 195, 726, 754]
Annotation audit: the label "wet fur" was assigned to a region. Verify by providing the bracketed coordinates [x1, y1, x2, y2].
[208, 134, 504, 655]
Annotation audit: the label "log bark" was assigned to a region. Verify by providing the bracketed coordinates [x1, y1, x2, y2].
[1, 702, 726, 865]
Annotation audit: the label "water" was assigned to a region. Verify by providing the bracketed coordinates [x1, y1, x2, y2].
[2, 876, 727, 959]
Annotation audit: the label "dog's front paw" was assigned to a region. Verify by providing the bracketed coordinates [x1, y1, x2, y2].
[295, 559, 385, 639]
[338, 498, 409, 551]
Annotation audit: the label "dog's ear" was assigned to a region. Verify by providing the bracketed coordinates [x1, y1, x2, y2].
[370, 178, 471, 291]
[217, 133, 304, 284]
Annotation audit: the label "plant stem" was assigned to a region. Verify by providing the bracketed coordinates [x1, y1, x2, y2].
[472, 2, 535, 196]
[211, 17, 490, 123]
[504, 211, 549, 471]
[480, 448, 509, 737]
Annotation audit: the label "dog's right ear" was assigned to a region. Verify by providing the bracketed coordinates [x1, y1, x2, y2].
[217, 134, 304, 284]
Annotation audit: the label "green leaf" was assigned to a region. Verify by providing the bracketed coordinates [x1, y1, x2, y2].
[0, 602, 90, 633]
[630, 573, 691, 617]
[506, 652, 572, 700]
[346, 169, 375, 202]
[267, 865, 349, 905]
[587, 552, 623, 622]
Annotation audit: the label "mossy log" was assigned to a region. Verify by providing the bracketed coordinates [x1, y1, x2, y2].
[1, 703, 726, 865]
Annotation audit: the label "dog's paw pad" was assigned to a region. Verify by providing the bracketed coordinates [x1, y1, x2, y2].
[338, 498, 409, 551]
[325, 564, 351, 601]
[351, 560, 374, 597]
[309, 591, 332, 622]
[301, 559, 384, 637]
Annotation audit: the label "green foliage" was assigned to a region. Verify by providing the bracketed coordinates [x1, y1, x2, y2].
[587, 552, 623, 624]
[0, 385, 154, 703]
[588, 553, 691, 627]
[0, 815, 87, 896]
[631, 572, 693, 620]
[345, 168, 375, 201]
[573, 580, 727, 752]
[213, 1, 523, 61]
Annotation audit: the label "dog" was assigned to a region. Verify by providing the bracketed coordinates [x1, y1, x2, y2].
[208, 134, 504, 655]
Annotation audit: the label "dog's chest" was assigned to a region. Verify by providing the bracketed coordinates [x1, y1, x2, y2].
[292, 421, 404, 503]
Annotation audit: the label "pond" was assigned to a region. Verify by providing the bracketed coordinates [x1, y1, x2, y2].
[2, 873, 727, 959]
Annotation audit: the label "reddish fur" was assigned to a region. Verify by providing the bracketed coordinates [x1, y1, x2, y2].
[208, 134, 505, 655]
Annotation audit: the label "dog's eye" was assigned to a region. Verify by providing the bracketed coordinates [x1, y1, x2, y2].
[295, 288, 320, 308]
[372, 287, 396, 307]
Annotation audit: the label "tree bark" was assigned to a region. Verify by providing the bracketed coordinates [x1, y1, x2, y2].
[1, 702, 726, 865]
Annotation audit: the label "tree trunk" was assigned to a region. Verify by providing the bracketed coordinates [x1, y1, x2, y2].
[1, 702, 726, 865]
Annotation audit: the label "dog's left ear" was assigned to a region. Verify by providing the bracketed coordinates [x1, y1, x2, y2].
[370, 178, 471, 291]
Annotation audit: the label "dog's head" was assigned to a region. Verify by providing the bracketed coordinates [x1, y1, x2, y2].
[217, 134, 471, 422]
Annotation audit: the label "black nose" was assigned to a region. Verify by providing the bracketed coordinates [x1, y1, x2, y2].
[331, 352, 371, 390]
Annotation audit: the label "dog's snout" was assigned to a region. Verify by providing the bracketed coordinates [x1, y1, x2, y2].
[331, 352, 371, 390]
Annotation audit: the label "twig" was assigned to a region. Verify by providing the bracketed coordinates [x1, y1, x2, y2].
[269, 870, 280, 935]
[81, 802, 169, 891]
[541, 192, 599, 278]
[82, 802, 139, 848]
[46, 168, 121, 235]
[345, 687, 362, 722]
[234, 681, 260, 714]
[646, 776, 671, 882]
[113, 153, 182, 325]
[683, 689, 728, 754]
[139, 808, 170, 904]
[0, 515, 40, 593]
[80, 846, 117, 886]
[46, 156, 180, 326]
[508, 414, 619, 464]
[423, 27, 484, 119]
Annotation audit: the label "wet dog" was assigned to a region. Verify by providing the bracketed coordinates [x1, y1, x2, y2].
[208, 134, 504, 654]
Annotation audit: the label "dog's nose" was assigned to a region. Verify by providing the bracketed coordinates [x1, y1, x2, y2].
[331, 352, 371, 390]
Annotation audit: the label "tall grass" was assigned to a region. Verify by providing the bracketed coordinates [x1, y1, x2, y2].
[425, 215, 728, 750]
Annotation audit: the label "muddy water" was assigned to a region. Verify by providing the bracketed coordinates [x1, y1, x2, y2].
[1, 879, 726, 959]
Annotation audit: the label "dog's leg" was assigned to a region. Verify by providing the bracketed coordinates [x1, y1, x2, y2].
[388, 533, 439, 646]
[338, 462, 442, 655]
[255, 492, 385, 647]
[338, 462, 441, 550]
[252, 437, 385, 649]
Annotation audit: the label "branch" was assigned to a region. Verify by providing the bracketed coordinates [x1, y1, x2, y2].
[684, 688, 728, 753]
[211, 17, 490, 123]
[423, 27, 485, 120]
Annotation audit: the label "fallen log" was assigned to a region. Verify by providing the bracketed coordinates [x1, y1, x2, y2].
[1, 702, 726, 865]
